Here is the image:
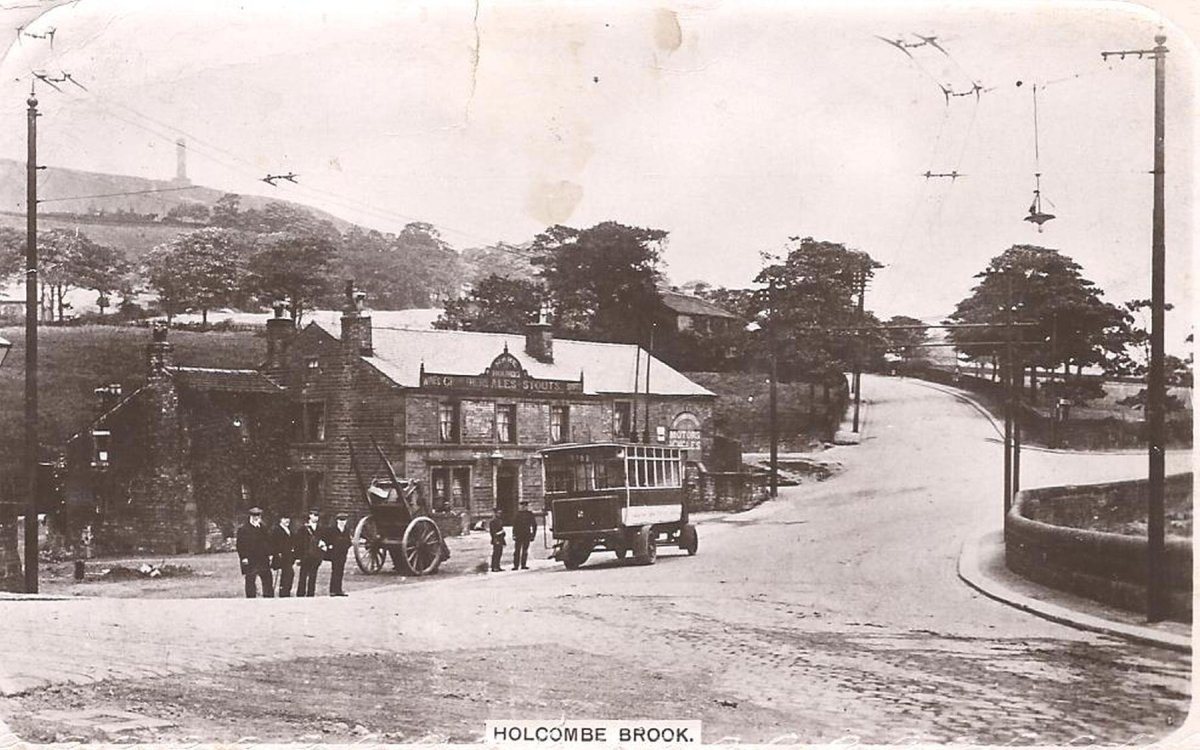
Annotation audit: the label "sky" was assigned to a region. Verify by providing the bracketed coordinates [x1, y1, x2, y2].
[0, 0, 1195, 349]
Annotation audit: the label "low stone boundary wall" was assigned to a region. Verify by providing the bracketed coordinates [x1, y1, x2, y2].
[1006, 473, 1193, 622]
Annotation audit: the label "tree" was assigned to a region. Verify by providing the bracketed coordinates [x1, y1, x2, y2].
[340, 223, 462, 309]
[143, 228, 248, 324]
[0, 227, 23, 280]
[165, 201, 211, 225]
[947, 245, 1124, 393]
[882, 315, 930, 366]
[753, 237, 882, 380]
[36, 229, 129, 322]
[532, 221, 667, 343]
[436, 274, 543, 332]
[245, 231, 338, 326]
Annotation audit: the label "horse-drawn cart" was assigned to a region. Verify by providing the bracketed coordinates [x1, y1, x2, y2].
[348, 438, 449, 576]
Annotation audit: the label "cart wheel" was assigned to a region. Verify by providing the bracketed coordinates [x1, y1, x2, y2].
[561, 540, 592, 569]
[353, 516, 386, 574]
[678, 523, 698, 556]
[400, 516, 445, 576]
[633, 526, 657, 565]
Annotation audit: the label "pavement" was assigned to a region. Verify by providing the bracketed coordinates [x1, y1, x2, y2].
[904, 376, 1193, 652]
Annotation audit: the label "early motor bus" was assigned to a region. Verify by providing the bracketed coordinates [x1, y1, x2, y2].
[541, 442, 698, 568]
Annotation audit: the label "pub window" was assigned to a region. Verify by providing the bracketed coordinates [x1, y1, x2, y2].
[439, 401, 460, 443]
[294, 401, 326, 442]
[550, 404, 570, 444]
[92, 429, 112, 467]
[306, 356, 320, 371]
[614, 401, 633, 439]
[432, 467, 471, 511]
[495, 404, 517, 444]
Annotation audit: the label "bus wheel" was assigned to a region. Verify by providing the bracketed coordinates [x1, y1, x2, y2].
[678, 523, 698, 556]
[633, 526, 657, 565]
[562, 541, 591, 569]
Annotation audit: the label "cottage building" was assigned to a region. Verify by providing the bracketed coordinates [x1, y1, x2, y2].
[62, 290, 716, 552]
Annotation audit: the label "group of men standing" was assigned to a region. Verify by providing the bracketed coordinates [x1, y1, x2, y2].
[235, 507, 352, 598]
[489, 500, 539, 572]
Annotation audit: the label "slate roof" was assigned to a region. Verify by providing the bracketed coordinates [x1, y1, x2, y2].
[658, 291, 740, 320]
[318, 325, 713, 397]
[168, 367, 285, 394]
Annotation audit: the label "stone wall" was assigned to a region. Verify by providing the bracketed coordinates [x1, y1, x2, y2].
[1005, 473, 1193, 622]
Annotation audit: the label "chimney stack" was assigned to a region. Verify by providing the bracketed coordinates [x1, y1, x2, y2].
[94, 383, 123, 412]
[340, 280, 373, 356]
[525, 306, 554, 364]
[146, 322, 174, 375]
[265, 303, 295, 371]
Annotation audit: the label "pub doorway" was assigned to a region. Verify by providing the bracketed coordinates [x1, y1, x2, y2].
[496, 465, 519, 525]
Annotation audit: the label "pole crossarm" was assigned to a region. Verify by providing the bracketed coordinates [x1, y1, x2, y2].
[794, 322, 1040, 332]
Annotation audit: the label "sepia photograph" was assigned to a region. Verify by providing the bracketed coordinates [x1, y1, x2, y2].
[0, 0, 1194, 745]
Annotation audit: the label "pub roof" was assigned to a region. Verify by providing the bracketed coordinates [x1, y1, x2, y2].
[322, 325, 713, 397]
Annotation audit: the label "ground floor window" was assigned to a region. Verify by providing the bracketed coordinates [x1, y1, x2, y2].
[431, 467, 470, 512]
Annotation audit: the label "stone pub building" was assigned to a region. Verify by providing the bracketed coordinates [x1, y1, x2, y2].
[63, 289, 715, 553]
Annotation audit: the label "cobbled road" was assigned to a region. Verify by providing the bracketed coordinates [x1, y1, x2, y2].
[0, 375, 1191, 744]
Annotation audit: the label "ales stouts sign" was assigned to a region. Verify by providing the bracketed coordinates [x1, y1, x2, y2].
[420, 350, 584, 396]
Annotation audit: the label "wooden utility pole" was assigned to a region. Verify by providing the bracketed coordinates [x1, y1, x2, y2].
[1003, 273, 1013, 517]
[851, 268, 866, 433]
[24, 88, 39, 594]
[768, 279, 778, 498]
[1102, 34, 1168, 622]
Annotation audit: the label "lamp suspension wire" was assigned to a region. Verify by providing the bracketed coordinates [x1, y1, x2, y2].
[1024, 83, 1056, 231]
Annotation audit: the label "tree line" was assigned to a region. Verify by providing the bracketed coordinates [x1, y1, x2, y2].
[0, 194, 462, 326]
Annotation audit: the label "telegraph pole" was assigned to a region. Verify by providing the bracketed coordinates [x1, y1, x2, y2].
[851, 268, 866, 433]
[1003, 272, 1013, 516]
[1102, 34, 1168, 622]
[24, 87, 39, 594]
[768, 279, 778, 498]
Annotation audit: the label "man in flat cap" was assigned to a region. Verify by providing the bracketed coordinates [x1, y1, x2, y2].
[512, 500, 537, 570]
[235, 507, 273, 598]
[325, 512, 353, 597]
[269, 512, 297, 597]
[295, 508, 324, 597]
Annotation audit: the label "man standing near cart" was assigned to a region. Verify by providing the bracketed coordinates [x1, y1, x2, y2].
[295, 508, 324, 597]
[269, 512, 297, 597]
[235, 507, 273, 598]
[488, 505, 506, 572]
[512, 499, 537, 570]
[325, 512, 352, 597]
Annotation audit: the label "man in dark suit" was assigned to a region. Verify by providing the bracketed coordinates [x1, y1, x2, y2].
[295, 509, 324, 597]
[488, 506, 506, 572]
[269, 513, 297, 597]
[512, 500, 537, 570]
[325, 512, 353, 597]
[235, 507, 273, 598]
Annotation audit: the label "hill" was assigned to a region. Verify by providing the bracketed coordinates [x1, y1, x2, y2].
[0, 160, 355, 234]
[0, 325, 265, 479]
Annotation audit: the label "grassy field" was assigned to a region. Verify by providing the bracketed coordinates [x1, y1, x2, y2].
[0, 325, 265, 478]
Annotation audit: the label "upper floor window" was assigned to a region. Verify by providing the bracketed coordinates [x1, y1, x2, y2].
[92, 429, 111, 467]
[550, 404, 570, 444]
[495, 403, 517, 444]
[613, 401, 633, 440]
[305, 356, 320, 371]
[295, 401, 326, 442]
[439, 401, 460, 443]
